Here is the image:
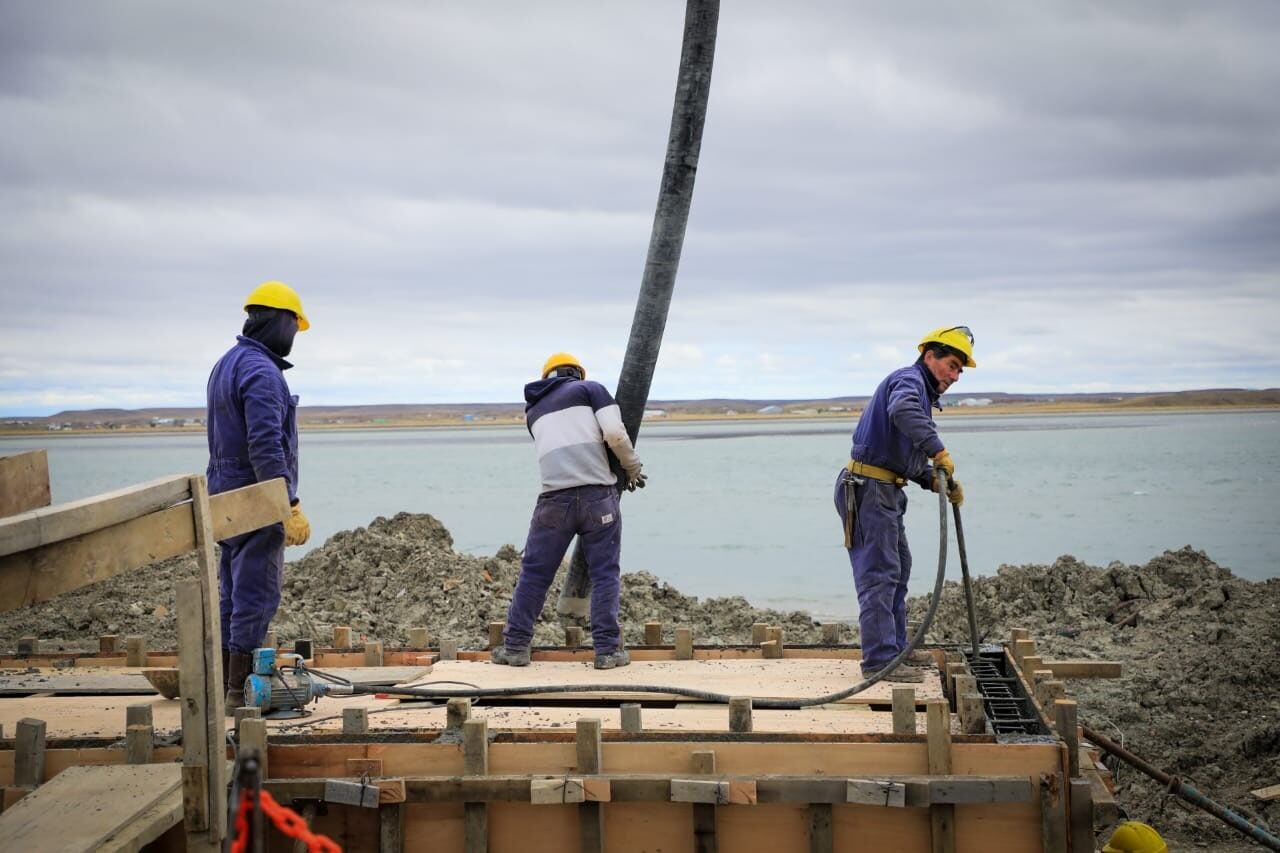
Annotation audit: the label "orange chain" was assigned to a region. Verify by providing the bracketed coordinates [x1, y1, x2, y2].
[230, 788, 343, 853]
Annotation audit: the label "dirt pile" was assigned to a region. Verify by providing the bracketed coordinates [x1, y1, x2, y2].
[0, 511, 820, 651]
[912, 547, 1280, 847]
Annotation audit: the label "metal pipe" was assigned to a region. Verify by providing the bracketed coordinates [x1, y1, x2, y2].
[1080, 723, 1280, 851]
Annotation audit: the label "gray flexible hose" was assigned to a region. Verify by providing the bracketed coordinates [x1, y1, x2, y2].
[347, 472, 953, 710]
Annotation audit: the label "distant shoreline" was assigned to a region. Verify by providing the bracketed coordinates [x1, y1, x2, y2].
[2, 401, 1277, 438]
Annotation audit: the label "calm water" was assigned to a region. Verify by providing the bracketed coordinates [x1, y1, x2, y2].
[5, 411, 1279, 620]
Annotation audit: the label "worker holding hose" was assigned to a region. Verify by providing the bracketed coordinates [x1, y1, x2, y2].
[833, 326, 973, 682]
[493, 353, 646, 670]
[206, 281, 313, 710]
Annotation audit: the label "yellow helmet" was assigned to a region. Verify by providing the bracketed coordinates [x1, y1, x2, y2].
[918, 325, 976, 368]
[1102, 821, 1167, 853]
[542, 352, 585, 379]
[244, 281, 310, 331]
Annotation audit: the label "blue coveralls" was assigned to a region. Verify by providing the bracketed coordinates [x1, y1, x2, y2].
[504, 377, 625, 655]
[833, 362, 943, 671]
[206, 336, 299, 655]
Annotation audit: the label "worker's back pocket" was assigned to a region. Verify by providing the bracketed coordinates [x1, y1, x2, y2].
[581, 494, 619, 532]
[534, 498, 570, 529]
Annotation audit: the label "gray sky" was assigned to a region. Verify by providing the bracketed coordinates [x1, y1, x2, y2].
[2, 1, 1279, 416]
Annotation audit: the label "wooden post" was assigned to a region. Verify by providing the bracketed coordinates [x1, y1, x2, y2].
[565, 626, 584, 649]
[295, 638, 313, 660]
[1068, 778, 1095, 853]
[1040, 772, 1069, 853]
[126, 724, 154, 765]
[447, 698, 472, 730]
[729, 697, 753, 733]
[126, 703, 154, 728]
[488, 622, 504, 650]
[333, 626, 352, 649]
[16, 636, 36, 655]
[464, 718, 489, 853]
[927, 700, 955, 853]
[1013, 639, 1037, 668]
[344, 707, 369, 735]
[692, 750, 718, 853]
[644, 621, 663, 646]
[240, 717, 268, 779]
[364, 640, 384, 667]
[821, 623, 841, 645]
[440, 639, 458, 661]
[15, 718, 46, 788]
[620, 703, 643, 733]
[765, 626, 783, 649]
[293, 803, 319, 853]
[408, 627, 429, 650]
[380, 802, 405, 853]
[945, 662, 966, 703]
[233, 706, 260, 733]
[961, 694, 987, 735]
[1032, 668, 1055, 688]
[675, 627, 693, 660]
[577, 718, 605, 853]
[750, 623, 768, 645]
[1037, 679, 1067, 712]
[1009, 627, 1029, 648]
[809, 802, 834, 853]
[126, 635, 147, 667]
[1021, 654, 1044, 685]
[761, 640, 783, 659]
[892, 687, 917, 735]
[1055, 700, 1080, 778]
[263, 630, 277, 650]
[100, 634, 120, 654]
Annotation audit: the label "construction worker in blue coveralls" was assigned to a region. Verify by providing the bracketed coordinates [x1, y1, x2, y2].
[833, 326, 975, 683]
[493, 353, 647, 670]
[206, 281, 313, 710]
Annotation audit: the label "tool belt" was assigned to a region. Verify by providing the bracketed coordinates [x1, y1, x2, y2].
[846, 459, 907, 487]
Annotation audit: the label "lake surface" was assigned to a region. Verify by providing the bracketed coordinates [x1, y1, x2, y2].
[5, 410, 1278, 620]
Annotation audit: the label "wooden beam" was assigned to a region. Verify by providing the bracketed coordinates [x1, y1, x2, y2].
[926, 700, 955, 853]
[577, 718, 604, 853]
[675, 627, 693, 660]
[1040, 772, 1069, 853]
[1069, 777, 1094, 853]
[0, 477, 289, 612]
[344, 708, 370, 735]
[645, 622, 663, 646]
[15, 718, 46, 788]
[488, 622, 504, 650]
[241, 718, 268, 779]
[891, 687, 916, 735]
[809, 802, 833, 853]
[407, 628, 429, 650]
[379, 802, 404, 853]
[691, 750, 718, 852]
[0, 474, 189, 558]
[446, 698, 471, 730]
[463, 719, 488, 853]
[127, 724, 154, 765]
[1043, 660, 1122, 679]
[1055, 700, 1080, 778]
[620, 704, 643, 734]
[729, 698, 753, 733]
[1251, 783, 1280, 802]
[0, 450, 51, 520]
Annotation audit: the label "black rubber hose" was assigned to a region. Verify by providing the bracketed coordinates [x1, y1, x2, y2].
[345, 472, 953, 710]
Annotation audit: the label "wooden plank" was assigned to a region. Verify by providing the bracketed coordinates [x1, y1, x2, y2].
[1044, 660, 1122, 679]
[577, 718, 604, 853]
[1251, 783, 1280, 802]
[379, 802, 404, 853]
[691, 750, 718, 853]
[0, 763, 182, 852]
[729, 698, 752, 733]
[675, 627, 694, 660]
[187, 476, 226, 850]
[0, 478, 289, 612]
[1069, 777, 1094, 853]
[126, 724, 153, 765]
[345, 708, 370, 735]
[892, 687, 917, 735]
[809, 802, 833, 853]
[464, 718, 488, 853]
[847, 779, 906, 807]
[1055, 700, 1080, 778]
[1041, 772, 1069, 853]
[671, 778, 729, 804]
[0, 474, 188, 558]
[531, 777, 587, 805]
[241, 718, 268, 779]
[0, 450, 51, 519]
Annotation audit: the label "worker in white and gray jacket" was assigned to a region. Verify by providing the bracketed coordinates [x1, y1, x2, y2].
[493, 352, 646, 670]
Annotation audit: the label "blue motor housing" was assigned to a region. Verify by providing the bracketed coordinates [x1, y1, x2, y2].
[244, 648, 327, 714]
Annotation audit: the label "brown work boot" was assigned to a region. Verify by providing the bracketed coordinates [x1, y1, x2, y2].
[491, 645, 531, 667]
[861, 662, 925, 683]
[594, 648, 631, 670]
[224, 652, 252, 714]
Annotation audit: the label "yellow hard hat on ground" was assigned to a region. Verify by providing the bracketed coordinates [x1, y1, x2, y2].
[542, 352, 585, 379]
[918, 325, 976, 368]
[244, 281, 310, 331]
[1102, 821, 1167, 853]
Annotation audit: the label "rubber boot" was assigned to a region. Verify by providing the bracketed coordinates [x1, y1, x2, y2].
[225, 652, 252, 714]
[491, 645, 531, 667]
[594, 648, 631, 670]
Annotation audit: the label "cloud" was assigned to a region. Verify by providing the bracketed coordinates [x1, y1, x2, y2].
[1, 1, 1279, 415]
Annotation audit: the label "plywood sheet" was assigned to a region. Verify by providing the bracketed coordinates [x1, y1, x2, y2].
[0, 763, 182, 852]
[402, 658, 943, 705]
[0, 664, 430, 696]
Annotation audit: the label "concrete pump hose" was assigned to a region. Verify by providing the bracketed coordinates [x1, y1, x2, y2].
[348, 471, 953, 709]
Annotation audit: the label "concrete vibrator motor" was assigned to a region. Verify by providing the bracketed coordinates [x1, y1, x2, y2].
[243, 648, 351, 718]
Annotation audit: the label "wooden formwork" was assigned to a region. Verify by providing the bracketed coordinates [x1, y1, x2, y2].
[0, 448, 1123, 852]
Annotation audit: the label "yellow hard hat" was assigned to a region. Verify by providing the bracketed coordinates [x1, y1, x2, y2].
[244, 281, 310, 331]
[918, 325, 976, 368]
[1102, 821, 1167, 853]
[542, 352, 585, 379]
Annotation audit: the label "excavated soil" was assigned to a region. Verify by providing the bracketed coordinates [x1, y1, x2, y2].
[2, 513, 1277, 849]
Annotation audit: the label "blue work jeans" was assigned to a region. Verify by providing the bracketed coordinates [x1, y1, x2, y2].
[505, 484, 622, 654]
[218, 522, 285, 654]
[833, 470, 912, 671]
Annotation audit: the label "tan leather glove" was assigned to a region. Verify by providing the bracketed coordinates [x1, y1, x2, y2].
[284, 503, 311, 546]
[932, 449, 955, 479]
[626, 471, 648, 492]
[947, 480, 964, 507]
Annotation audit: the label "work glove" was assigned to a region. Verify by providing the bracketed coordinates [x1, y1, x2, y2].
[932, 449, 955, 480]
[947, 480, 964, 507]
[284, 503, 311, 546]
[626, 470, 648, 492]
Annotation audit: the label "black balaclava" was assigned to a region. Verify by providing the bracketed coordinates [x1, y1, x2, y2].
[243, 306, 298, 359]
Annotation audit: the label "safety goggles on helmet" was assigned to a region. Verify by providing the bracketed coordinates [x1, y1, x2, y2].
[937, 325, 974, 346]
